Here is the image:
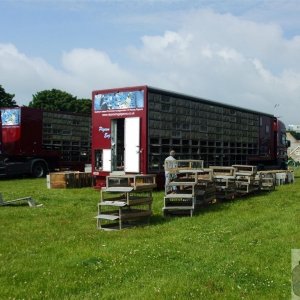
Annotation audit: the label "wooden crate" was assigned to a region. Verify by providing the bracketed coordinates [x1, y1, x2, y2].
[164, 159, 204, 174]
[232, 165, 257, 176]
[259, 172, 276, 191]
[48, 172, 92, 189]
[163, 169, 216, 217]
[96, 187, 153, 230]
[48, 173, 67, 189]
[106, 174, 157, 190]
[209, 166, 236, 178]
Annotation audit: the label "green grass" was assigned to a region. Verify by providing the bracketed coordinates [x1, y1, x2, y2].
[0, 171, 300, 299]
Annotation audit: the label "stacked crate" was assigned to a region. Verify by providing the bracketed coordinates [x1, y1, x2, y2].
[275, 170, 295, 185]
[286, 170, 295, 184]
[96, 174, 156, 230]
[232, 165, 260, 195]
[195, 168, 216, 205]
[47, 171, 92, 188]
[258, 169, 294, 189]
[258, 171, 276, 191]
[163, 160, 215, 217]
[209, 166, 236, 200]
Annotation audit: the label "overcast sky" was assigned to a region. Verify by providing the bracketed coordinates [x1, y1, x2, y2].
[0, 0, 300, 125]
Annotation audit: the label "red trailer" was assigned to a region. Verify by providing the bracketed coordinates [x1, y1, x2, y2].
[0, 107, 91, 177]
[0, 115, 2, 155]
[91, 85, 289, 188]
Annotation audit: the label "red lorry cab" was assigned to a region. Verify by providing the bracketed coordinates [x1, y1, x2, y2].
[0, 107, 91, 177]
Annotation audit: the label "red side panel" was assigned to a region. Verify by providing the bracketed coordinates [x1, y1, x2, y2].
[91, 85, 148, 184]
[0, 117, 2, 154]
[1, 107, 43, 156]
[20, 107, 43, 155]
[1, 107, 22, 155]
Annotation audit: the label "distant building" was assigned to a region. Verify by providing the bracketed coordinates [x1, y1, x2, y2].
[288, 124, 300, 132]
[287, 131, 300, 162]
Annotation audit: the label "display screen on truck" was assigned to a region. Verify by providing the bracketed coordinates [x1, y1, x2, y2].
[1, 108, 20, 126]
[94, 90, 144, 111]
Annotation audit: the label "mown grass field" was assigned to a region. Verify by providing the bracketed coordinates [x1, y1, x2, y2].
[0, 170, 300, 299]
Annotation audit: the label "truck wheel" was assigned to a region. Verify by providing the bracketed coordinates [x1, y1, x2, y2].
[32, 162, 47, 178]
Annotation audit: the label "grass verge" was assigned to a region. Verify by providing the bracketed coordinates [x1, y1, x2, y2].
[0, 170, 299, 299]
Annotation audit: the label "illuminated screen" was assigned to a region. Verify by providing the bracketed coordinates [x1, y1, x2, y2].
[94, 90, 144, 111]
[1, 108, 21, 126]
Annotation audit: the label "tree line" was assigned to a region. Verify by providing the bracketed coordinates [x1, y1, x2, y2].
[0, 85, 91, 114]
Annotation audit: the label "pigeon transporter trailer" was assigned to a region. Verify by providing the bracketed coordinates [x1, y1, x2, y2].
[91, 85, 289, 188]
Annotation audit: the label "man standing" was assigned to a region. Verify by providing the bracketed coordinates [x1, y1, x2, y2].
[164, 150, 177, 194]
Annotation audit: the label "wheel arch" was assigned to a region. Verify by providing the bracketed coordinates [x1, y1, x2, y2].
[30, 158, 49, 177]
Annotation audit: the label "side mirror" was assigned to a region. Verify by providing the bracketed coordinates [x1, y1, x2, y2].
[286, 140, 291, 148]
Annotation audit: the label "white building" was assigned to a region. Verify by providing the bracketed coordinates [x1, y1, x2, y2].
[288, 125, 300, 132]
[287, 131, 300, 162]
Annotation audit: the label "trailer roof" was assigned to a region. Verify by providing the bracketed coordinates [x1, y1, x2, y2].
[92, 85, 274, 118]
[0, 106, 91, 118]
[147, 86, 274, 118]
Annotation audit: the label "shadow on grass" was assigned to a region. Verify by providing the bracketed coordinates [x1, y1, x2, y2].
[150, 198, 233, 225]
[148, 186, 281, 226]
[150, 214, 170, 225]
[0, 174, 36, 181]
[195, 199, 232, 217]
[168, 189, 278, 219]
[0, 203, 31, 207]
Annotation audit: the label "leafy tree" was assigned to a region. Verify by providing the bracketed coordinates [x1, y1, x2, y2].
[29, 89, 76, 111]
[75, 98, 92, 114]
[0, 85, 17, 107]
[28, 89, 91, 114]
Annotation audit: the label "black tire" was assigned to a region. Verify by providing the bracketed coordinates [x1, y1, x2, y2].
[32, 162, 47, 178]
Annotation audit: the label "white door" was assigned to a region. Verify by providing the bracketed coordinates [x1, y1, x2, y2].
[124, 117, 140, 173]
[102, 149, 112, 172]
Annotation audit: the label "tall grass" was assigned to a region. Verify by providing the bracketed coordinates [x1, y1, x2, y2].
[0, 170, 299, 299]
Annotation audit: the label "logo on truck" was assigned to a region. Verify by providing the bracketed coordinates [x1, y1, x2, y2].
[94, 91, 144, 111]
[99, 127, 111, 139]
[1, 108, 20, 126]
